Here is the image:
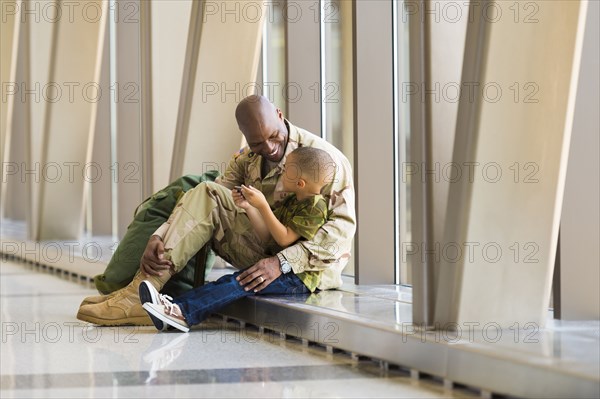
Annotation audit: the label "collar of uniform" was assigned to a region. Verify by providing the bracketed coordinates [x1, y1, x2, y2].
[258, 119, 301, 180]
[279, 119, 301, 168]
[248, 119, 301, 181]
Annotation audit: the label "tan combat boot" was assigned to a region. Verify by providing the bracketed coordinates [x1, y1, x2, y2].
[79, 292, 117, 307]
[76, 270, 173, 326]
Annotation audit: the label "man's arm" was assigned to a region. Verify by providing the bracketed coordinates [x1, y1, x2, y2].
[142, 149, 248, 276]
[139, 194, 184, 276]
[215, 148, 248, 189]
[140, 234, 172, 276]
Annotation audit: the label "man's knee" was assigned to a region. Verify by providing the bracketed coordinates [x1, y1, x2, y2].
[202, 181, 224, 191]
[198, 181, 234, 202]
[188, 181, 220, 195]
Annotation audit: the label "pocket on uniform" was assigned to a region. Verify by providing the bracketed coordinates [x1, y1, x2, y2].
[133, 188, 181, 224]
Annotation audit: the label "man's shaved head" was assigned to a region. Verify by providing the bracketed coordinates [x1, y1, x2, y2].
[235, 95, 289, 163]
[235, 95, 275, 130]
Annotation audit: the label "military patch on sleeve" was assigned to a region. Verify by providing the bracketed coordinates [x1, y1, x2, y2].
[233, 148, 245, 159]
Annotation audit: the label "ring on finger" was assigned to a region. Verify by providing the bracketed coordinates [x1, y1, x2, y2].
[258, 276, 264, 283]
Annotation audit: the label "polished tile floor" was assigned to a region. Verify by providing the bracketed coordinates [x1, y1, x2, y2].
[0, 260, 479, 398]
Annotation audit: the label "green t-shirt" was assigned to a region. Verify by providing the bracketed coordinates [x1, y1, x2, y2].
[268, 193, 328, 292]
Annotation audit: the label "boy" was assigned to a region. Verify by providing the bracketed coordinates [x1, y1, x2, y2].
[140, 147, 333, 332]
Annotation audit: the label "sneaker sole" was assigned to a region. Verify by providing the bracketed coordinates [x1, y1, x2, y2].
[143, 303, 190, 333]
[138, 282, 165, 331]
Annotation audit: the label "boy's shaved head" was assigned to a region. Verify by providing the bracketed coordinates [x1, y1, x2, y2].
[287, 147, 334, 186]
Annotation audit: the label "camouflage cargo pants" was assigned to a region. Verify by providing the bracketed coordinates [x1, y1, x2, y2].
[94, 172, 219, 298]
[163, 181, 267, 271]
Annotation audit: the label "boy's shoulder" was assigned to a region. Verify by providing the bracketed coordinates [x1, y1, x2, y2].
[287, 194, 328, 217]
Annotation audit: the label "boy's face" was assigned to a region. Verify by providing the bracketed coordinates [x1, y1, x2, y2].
[281, 154, 302, 192]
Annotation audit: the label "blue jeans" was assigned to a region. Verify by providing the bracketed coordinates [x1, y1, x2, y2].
[173, 271, 310, 326]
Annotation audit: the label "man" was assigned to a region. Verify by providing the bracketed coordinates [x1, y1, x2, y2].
[139, 146, 334, 332]
[76, 95, 356, 326]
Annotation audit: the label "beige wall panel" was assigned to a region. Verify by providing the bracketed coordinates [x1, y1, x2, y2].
[90, 18, 111, 236]
[1, 0, 29, 222]
[150, 0, 191, 191]
[1, 0, 17, 170]
[428, 1, 469, 253]
[27, 0, 57, 238]
[561, 0, 600, 320]
[436, 1, 587, 328]
[37, 0, 107, 240]
[177, 1, 264, 177]
[114, 0, 143, 237]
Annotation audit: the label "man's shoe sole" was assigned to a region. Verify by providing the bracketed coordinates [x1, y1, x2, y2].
[76, 310, 153, 326]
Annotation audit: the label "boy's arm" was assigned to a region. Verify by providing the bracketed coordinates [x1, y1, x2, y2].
[232, 188, 271, 242]
[256, 205, 301, 247]
[245, 207, 271, 243]
[240, 185, 301, 247]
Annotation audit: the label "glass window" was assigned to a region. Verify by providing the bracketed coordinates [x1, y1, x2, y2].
[262, 2, 287, 114]
[395, 0, 412, 285]
[322, 0, 355, 276]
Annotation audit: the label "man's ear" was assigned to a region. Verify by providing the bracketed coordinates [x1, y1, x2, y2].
[275, 108, 284, 120]
[297, 178, 306, 188]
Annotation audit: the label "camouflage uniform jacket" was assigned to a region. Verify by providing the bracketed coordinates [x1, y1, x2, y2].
[217, 120, 356, 290]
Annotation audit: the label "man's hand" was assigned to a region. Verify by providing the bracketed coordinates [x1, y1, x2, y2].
[236, 256, 282, 292]
[140, 235, 173, 277]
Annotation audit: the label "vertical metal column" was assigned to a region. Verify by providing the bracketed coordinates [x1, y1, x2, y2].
[435, 0, 588, 328]
[89, 17, 112, 236]
[139, 0, 154, 197]
[1, 0, 29, 225]
[113, 0, 144, 237]
[408, 0, 434, 326]
[169, 0, 203, 182]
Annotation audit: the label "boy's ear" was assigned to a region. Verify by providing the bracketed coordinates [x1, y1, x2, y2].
[297, 178, 306, 188]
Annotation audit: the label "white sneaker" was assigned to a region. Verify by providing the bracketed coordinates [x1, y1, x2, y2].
[139, 280, 175, 331]
[143, 302, 190, 333]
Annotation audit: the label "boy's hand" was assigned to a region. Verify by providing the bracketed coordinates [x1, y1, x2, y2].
[240, 185, 268, 210]
[232, 187, 250, 209]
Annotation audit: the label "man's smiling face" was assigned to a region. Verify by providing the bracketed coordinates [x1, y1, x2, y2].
[238, 107, 288, 162]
